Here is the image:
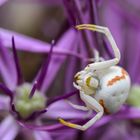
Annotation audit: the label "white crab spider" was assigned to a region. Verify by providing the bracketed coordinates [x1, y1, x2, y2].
[58, 24, 131, 131]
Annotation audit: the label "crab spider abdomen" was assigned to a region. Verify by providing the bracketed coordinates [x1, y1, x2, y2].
[94, 66, 131, 114]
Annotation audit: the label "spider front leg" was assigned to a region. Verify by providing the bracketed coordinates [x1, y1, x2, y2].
[87, 49, 104, 62]
[76, 24, 120, 71]
[58, 91, 104, 131]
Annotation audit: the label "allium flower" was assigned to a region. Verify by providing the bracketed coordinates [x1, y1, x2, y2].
[0, 28, 88, 139]
[0, 0, 140, 140]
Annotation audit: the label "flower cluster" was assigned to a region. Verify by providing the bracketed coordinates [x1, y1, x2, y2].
[0, 0, 140, 140]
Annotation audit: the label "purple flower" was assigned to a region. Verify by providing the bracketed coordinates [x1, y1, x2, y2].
[0, 0, 140, 140]
[0, 28, 88, 139]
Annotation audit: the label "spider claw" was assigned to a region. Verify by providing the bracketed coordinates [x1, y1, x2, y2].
[58, 117, 77, 129]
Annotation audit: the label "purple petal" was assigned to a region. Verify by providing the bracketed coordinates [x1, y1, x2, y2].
[93, 115, 112, 129]
[78, 35, 89, 67]
[98, 122, 140, 140]
[64, 0, 97, 53]
[122, 29, 140, 83]
[115, 106, 140, 119]
[36, 41, 54, 91]
[102, 1, 140, 83]
[0, 95, 9, 110]
[11, 37, 23, 85]
[0, 28, 87, 59]
[51, 129, 77, 140]
[92, 106, 140, 130]
[18, 120, 65, 131]
[46, 100, 87, 119]
[111, 1, 140, 28]
[0, 39, 17, 90]
[101, 2, 125, 61]
[18, 118, 85, 131]
[0, 60, 15, 90]
[33, 131, 52, 140]
[18, 106, 140, 132]
[29, 81, 38, 98]
[0, 27, 70, 53]
[64, 43, 79, 92]
[47, 90, 78, 105]
[0, 27, 50, 52]
[0, 116, 19, 140]
[0, 83, 14, 102]
[38, 29, 77, 93]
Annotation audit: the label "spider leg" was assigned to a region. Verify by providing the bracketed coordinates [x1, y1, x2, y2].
[76, 24, 120, 71]
[94, 49, 105, 63]
[58, 91, 104, 131]
[86, 49, 100, 62]
[94, 49, 100, 62]
[84, 109, 93, 119]
[86, 50, 104, 64]
[73, 82, 81, 90]
[65, 100, 88, 111]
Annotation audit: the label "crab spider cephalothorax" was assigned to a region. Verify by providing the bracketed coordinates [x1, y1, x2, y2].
[58, 24, 131, 131]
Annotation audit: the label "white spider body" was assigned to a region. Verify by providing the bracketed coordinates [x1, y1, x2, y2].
[92, 66, 130, 113]
[59, 24, 131, 131]
[74, 65, 130, 114]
